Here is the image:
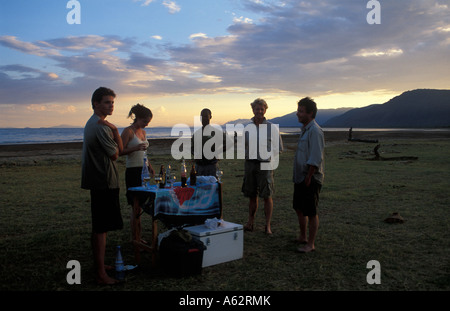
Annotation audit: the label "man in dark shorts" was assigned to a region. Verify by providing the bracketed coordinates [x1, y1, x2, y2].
[81, 87, 124, 284]
[293, 97, 324, 253]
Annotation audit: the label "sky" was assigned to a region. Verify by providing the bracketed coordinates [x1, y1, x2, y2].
[0, 0, 449, 128]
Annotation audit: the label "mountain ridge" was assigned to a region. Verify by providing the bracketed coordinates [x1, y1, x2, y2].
[324, 89, 450, 128]
[225, 89, 450, 128]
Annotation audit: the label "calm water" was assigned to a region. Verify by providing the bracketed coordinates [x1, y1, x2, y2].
[0, 127, 448, 145]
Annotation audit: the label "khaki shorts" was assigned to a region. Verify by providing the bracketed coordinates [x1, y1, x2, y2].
[241, 160, 274, 199]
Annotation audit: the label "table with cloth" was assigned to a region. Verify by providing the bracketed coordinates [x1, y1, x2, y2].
[128, 180, 223, 265]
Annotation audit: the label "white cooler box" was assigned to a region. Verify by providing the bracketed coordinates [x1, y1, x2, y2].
[185, 221, 243, 267]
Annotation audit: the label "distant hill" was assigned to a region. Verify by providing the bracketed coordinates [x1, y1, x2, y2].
[224, 118, 252, 125]
[269, 108, 353, 127]
[47, 124, 83, 128]
[324, 89, 450, 128]
[225, 108, 352, 127]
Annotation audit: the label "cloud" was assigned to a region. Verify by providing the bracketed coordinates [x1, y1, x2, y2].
[189, 33, 208, 40]
[134, 0, 155, 6]
[0, 36, 61, 57]
[354, 48, 404, 58]
[26, 104, 77, 113]
[162, 0, 180, 14]
[0, 0, 449, 113]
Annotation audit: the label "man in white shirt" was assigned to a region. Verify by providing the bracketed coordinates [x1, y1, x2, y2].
[242, 98, 283, 235]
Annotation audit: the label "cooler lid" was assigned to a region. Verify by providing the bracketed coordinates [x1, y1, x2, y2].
[186, 221, 243, 237]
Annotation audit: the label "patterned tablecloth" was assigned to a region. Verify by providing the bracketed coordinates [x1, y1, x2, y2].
[128, 182, 221, 218]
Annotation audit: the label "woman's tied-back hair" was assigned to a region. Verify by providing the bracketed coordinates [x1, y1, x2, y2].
[298, 97, 318, 119]
[91, 87, 116, 109]
[128, 103, 153, 121]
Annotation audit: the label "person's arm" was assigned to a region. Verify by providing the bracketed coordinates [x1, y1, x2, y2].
[305, 128, 324, 187]
[304, 165, 317, 187]
[98, 119, 123, 160]
[119, 127, 146, 156]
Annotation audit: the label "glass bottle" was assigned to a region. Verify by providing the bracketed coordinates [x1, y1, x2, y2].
[159, 165, 166, 189]
[115, 245, 125, 281]
[180, 158, 187, 187]
[189, 164, 197, 186]
[141, 157, 150, 188]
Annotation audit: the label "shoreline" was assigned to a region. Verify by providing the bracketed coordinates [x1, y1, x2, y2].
[1, 130, 449, 163]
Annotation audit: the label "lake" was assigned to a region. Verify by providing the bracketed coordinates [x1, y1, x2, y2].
[1, 126, 448, 145]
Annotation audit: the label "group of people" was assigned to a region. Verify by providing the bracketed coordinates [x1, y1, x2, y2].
[81, 87, 325, 285]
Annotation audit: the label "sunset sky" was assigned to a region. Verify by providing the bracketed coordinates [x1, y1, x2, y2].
[1, 0, 449, 128]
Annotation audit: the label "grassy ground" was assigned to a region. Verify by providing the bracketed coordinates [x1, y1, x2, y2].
[0, 138, 449, 291]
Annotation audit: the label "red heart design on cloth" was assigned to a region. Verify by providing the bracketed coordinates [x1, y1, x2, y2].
[173, 187, 195, 206]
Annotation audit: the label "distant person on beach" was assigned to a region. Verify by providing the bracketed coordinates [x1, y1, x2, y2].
[120, 104, 154, 205]
[242, 98, 283, 235]
[293, 97, 324, 253]
[191, 108, 218, 176]
[191, 108, 233, 176]
[81, 87, 124, 285]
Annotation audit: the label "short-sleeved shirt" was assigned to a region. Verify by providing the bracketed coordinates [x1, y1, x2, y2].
[81, 114, 119, 190]
[293, 119, 325, 184]
[243, 118, 284, 164]
[191, 126, 219, 166]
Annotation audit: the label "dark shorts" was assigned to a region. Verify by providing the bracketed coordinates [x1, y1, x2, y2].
[293, 178, 322, 217]
[90, 188, 123, 233]
[125, 167, 142, 205]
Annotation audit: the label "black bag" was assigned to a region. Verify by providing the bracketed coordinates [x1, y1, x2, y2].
[159, 229, 206, 277]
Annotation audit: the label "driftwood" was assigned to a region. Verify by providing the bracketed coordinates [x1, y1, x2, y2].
[348, 128, 379, 143]
[370, 144, 418, 161]
[348, 138, 379, 143]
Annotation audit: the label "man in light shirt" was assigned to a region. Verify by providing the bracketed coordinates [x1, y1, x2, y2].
[242, 98, 283, 235]
[293, 97, 325, 253]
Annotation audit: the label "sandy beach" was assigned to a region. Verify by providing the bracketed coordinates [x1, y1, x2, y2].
[0, 130, 449, 164]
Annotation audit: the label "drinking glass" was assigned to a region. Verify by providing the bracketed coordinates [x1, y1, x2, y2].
[143, 176, 151, 188]
[154, 175, 162, 187]
[216, 170, 223, 183]
[169, 174, 176, 188]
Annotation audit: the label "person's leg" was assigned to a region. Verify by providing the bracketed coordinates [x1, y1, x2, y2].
[264, 197, 273, 234]
[306, 215, 319, 250]
[295, 209, 308, 243]
[92, 232, 118, 284]
[245, 196, 258, 231]
[297, 179, 320, 253]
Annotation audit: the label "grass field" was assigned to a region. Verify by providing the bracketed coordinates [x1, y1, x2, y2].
[0, 137, 449, 291]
